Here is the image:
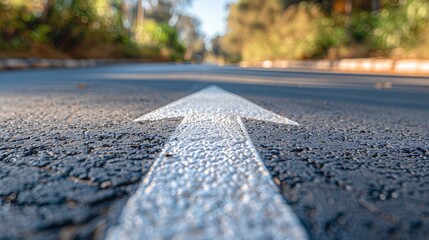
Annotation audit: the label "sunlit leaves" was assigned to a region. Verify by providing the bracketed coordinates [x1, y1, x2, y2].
[0, 0, 191, 59]
[242, 2, 346, 61]
[373, 0, 429, 52]
[223, 0, 283, 61]
[134, 19, 185, 59]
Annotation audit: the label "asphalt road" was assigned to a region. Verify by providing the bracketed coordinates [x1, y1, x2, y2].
[0, 64, 428, 240]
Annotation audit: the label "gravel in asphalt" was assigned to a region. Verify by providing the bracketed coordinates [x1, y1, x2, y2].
[244, 96, 429, 240]
[0, 64, 428, 239]
[0, 82, 183, 239]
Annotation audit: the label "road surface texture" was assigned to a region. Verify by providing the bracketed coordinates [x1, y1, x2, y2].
[0, 64, 428, 239]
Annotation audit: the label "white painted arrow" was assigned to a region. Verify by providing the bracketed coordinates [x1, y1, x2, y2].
[107, 86, 307, 240]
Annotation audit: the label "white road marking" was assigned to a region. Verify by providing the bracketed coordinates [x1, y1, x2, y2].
[106, 86, 307, 240]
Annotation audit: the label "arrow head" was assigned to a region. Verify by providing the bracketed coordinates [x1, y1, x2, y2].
[134, 85, 299, 126]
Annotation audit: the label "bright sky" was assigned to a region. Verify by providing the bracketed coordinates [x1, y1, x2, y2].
[188, 0, 236, 40]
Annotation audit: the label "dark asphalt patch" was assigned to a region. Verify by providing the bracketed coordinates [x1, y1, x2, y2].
[245, 96, 429, 240]
[1, 65, 428, 239]
[0, 86, 182, 239]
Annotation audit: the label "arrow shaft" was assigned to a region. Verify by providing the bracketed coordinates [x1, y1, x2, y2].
[107, 114, 307, 239]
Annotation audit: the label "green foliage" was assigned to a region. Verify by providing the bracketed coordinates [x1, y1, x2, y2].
[222, 0, 283, 61]
[351, 12, 376, 43]
[0, 0, 188, 60]
[41, 0, 112, 52]
[31, 25, 51, 43]
[372, 0, 429, 52]
[219, 0, 429, 61]
[414, 26, 429, 58]
[135, 20, 185, 60]
[0, 2, 36, 49]
[242, 2, 346, 61]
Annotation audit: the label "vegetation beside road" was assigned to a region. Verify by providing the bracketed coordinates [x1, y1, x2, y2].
[212, 0, 429, 63]
[2, 0, 429, 64]
[0, 0, 205, 61]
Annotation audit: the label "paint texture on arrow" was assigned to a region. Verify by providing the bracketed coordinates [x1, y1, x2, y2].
[107, 86, 307, 240]
[134, 85, 298, 125]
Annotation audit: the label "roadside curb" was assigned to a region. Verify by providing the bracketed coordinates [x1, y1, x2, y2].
[0, 58, 144, 70]
[240, 59, 429, 75]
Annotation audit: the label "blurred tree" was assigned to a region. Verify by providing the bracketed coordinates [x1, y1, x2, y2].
[134, 19, 185, 60]
[284, 0, 333, 11]
[130, 0, 195, 60]
[134, 0, 145, 42]
[0, 0, 191, 59]
[43, 0, 102, 51]
[222, 0, 284, 62]
[144, 0, 192, 23]
[372, 0, 429, 55]
[41, 0, 54, 23]
[241, 1, 346, 61]
[175, 15, 206, 61]
[210, 35, 225, 60]
[1, 0, 138, 57]
[0, 0, 46, 50]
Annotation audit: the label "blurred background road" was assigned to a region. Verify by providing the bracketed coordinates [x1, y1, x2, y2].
[1, 63, 428, 239]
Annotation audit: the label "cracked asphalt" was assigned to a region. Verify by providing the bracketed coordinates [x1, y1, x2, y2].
[0, 64, 428, 240]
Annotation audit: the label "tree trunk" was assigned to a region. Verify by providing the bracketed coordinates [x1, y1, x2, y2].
[135, 0, 144, 42]
[41, 0, 55, 23]
[345, 0, 352, 41]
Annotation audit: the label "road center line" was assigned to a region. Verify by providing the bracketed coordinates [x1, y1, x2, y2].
[106, 86, 307, 240]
